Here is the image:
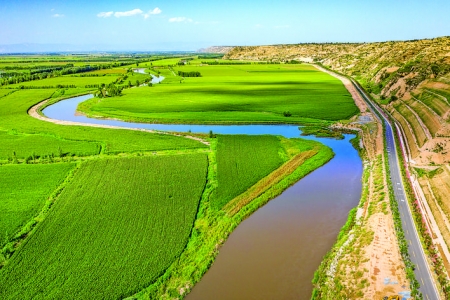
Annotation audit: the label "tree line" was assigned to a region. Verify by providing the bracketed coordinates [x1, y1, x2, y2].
[178, 71, 201, 77]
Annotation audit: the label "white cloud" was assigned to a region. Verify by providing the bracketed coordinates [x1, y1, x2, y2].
[114, 8, 143, 18]
[169, 17, 193, 23]
[97, 11, 114, 18]
[53, 14, 64, 18]
[97, 8, 161, 19]
[144, 7, 162, 19]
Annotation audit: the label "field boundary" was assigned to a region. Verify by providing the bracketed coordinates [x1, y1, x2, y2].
[224, 147, 320, 215]
[0, 162, 79, 268]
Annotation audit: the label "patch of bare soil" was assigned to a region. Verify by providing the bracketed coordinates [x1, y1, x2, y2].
[386, 67, 400, 73]
[365, 213, 409, 299]
[415, 138, 450, 165]
[384, 72, 417, 98]
[422, 81, 450, 90]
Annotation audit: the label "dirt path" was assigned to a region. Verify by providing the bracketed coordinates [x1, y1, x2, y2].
[28, 99, 210, 146]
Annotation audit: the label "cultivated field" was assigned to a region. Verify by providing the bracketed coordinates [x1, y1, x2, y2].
[0, 90, 206, 156]
[0, 53, 355, 299]
[0, 155, 207, 299]
[212, 135, 284, 208]
[79, 64, 359, 124]
[0, 163, 75, 247]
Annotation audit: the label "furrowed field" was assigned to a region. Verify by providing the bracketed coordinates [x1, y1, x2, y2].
[0, 54, 351, 299]
[0, 154, 208, 299]
[78, 64, 359, 124]
[0, 163, 75, 246]
[213, 135, 284, 208]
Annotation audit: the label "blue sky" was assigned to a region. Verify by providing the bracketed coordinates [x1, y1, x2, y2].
[1, 0, 449, 51]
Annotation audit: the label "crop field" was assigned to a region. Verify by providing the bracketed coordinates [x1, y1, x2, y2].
[0, 154, 207, 299]
[0, 163, 75, 243]
[79, 64, 359, 124]
[212, 135, 284, 209]
[0, 54, 347, 299]
[88, 68, 127, 74]
[0, 89, 207, 154]
[0, 130, 100, 160]
[5, 75, 122, 88]
[406, 99, 441, 137]
[393, 102, 428, 147]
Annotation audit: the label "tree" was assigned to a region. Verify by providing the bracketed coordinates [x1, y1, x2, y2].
[128, 80, 132, 88]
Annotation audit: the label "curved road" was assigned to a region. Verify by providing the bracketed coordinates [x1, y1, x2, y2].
[352, 80, 440, 300]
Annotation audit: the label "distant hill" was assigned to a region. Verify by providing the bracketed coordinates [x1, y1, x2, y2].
[197, 46, 234, 54]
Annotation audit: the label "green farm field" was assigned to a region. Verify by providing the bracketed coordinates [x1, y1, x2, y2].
[0, 163, 75, 244]
[0, 154, 208, 299]
[79, 64, 359, 124]
[213, 135, 284, 208]
[0, 130, 100, 160]
[0, 89, 207, 157]
[0, 54, 345, 299]
[5, 75, 122, 88]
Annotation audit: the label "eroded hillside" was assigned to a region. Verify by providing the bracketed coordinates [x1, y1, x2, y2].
[222, 37, 450, 166]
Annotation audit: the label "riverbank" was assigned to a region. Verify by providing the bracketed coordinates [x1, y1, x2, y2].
[311, 82, 412, 298]
[39, 91, 363, 299]
[130, 138, 334, 299]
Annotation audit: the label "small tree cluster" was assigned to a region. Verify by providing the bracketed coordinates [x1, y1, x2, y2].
[96, 83, 122, 98]
[178, 71, 201, 77]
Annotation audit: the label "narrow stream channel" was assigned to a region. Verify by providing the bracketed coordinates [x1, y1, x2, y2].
[42, 93, 362, 299]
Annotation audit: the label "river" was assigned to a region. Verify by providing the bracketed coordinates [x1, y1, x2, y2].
[42, 90, 362, 299]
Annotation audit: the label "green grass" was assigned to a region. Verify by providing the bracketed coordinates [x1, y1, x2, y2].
[6, 75, 122, 88]
[212, 135, 284, 209]
[0, 130, 100, 160]
[78, 64, 359, 124]
[0, 163, 75, 242]
[0, 89, 13, 98]
[88, 68, 127, 74]
[0, 154, 207, 299]
[0, 90, 207, 154]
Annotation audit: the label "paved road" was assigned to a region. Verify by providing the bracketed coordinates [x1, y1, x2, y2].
[352, 81, 440, 300]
